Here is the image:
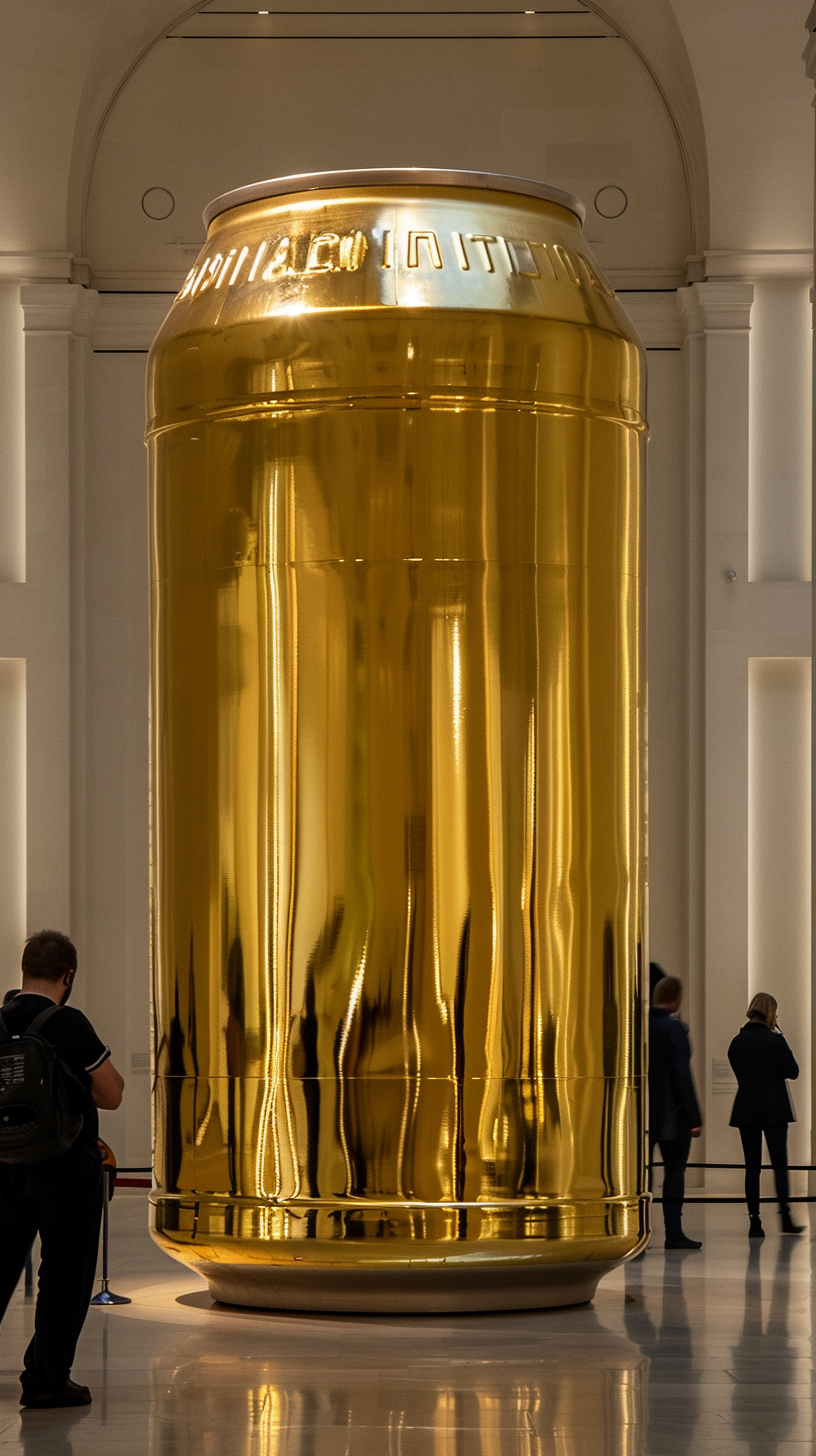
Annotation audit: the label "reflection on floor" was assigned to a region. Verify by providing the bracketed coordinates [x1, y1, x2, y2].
[0, 1196, 813, 1453]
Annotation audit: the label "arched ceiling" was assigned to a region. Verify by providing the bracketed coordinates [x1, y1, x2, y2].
[68, 0, 709, 290]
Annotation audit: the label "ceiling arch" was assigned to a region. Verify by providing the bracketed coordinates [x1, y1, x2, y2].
[67, 0, 709, 281]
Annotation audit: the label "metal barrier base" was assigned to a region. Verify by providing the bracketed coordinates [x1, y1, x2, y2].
[91, 1285, 131, 1307]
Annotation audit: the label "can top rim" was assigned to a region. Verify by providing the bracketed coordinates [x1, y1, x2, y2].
[203, 168, 586, 229]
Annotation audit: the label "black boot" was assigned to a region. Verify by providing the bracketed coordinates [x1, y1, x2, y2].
[748, 1215, 764, 1238]
[664, 1231, 702, 1250]
[20, 1380, 92, 1410]
[780, 1208, 805, 1235]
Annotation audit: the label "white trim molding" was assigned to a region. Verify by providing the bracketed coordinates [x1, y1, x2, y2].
[0, 254, 73, 284]
[703, 250, 814, 282]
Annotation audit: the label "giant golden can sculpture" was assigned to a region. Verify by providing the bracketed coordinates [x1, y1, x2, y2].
[147, 168, 647, 1311]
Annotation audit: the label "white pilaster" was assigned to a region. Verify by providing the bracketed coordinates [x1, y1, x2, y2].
[679, 282, 754, 1168]
[16, 283, 98, 941]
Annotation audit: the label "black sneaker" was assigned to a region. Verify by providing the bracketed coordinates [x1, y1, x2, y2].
[749, 1216, 765, 1239]
[20, 1380, 92, 1410]
[664, 1232, 702, 1250]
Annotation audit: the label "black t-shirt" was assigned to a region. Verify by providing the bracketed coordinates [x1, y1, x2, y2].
[1, 993, 110, 1151]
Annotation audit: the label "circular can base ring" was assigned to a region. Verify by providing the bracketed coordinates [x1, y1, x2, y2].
[196, 1258, 619, 1313]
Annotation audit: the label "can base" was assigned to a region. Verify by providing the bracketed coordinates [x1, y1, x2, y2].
[195, 1258, 617, 1313]
[151, 1192, 649, 1312]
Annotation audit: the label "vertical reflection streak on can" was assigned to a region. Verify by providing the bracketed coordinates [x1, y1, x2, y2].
[522, 698, 540, 1187]
[280, 455, 301, 1201]
[549, 560, 576, 1200]
[214, 571, 232, 1190]
[337, 938, 370, 1196]
[574, 335, 594, 1124]
[476, 552, 506, 1194]
[237, 510, 261, 1198]
[576, 401, 598, 1208]
[255, 458, 279, 1200]
[430, 607, 468, 1198]
[530, 425, 548, 1194]
[396, 877, 414, 1200]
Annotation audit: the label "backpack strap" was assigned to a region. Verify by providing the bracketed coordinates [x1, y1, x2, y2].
[27, 1004, 64, 1037]
[24, 1004, 85, 1091]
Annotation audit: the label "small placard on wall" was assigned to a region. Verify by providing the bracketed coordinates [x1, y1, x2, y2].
[712, 1058, 736, 1097]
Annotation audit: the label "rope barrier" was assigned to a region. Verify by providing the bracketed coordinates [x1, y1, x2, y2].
[655, 1196, 816, 1204]
[662, 1162, 816, 1172]
[655, 1162, 816, 1172]
[653, 1158, 816, 1204]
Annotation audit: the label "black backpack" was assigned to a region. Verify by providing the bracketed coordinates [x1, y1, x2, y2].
[0, 1004, 84, 1163]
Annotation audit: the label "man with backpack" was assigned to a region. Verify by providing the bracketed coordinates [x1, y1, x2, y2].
[0, 930, 124, 1409]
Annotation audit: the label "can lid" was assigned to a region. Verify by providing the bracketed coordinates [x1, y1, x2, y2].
[203, 168, 585, 229]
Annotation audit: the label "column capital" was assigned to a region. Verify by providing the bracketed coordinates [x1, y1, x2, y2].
[20, 283, 98, 337]
[677, 281, 754, 339]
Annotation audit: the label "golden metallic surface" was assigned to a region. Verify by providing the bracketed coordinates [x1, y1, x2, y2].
[146, 174, 648, 1311]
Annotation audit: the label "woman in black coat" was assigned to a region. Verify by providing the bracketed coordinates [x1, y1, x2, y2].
[728, 992, 803, 1238]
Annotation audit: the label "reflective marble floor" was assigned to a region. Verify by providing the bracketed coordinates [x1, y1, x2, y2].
[0, 1195, 813, 1454]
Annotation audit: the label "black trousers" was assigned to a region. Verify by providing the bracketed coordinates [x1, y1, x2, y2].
[650, 1128, 693, 1233]
[0, 1142, 104, 1393]
[738, 1123, 790, 1218]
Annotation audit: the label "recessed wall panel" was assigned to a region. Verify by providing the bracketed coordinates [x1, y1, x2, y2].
[0, 285, 26, 583]
[749, 281, 812, 582]
[748, 656, 811, 1163]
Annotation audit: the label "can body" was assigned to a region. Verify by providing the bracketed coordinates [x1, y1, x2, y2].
[147, 173, 647, 1311]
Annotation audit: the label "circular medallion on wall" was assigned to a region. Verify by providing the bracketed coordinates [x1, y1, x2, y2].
[594, 186, 628, 219]
[142, 187, 175, 220]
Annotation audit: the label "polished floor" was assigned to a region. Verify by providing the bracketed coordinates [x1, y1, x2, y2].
[0, 1194, 813, 1453]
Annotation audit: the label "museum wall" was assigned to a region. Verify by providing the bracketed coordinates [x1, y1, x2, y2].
[0, 0, 812, 1176]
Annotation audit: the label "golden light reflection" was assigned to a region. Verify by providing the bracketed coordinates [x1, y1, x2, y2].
[148, 1327, 647, 1456]
[147, 174, 647, 1311]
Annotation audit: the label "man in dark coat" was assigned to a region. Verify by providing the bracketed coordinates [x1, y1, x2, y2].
[649, 975, 703, 1250]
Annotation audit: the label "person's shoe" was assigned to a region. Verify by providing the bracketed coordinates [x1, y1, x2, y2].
[20, 1380, 92, 1410]
[780, 1210, 805, 1235]
[664, 1232, 702, 1250]
[748, 1216, 765, 1239]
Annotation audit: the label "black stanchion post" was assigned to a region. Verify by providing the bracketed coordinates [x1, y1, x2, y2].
[91, 1165, 132, 1307]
